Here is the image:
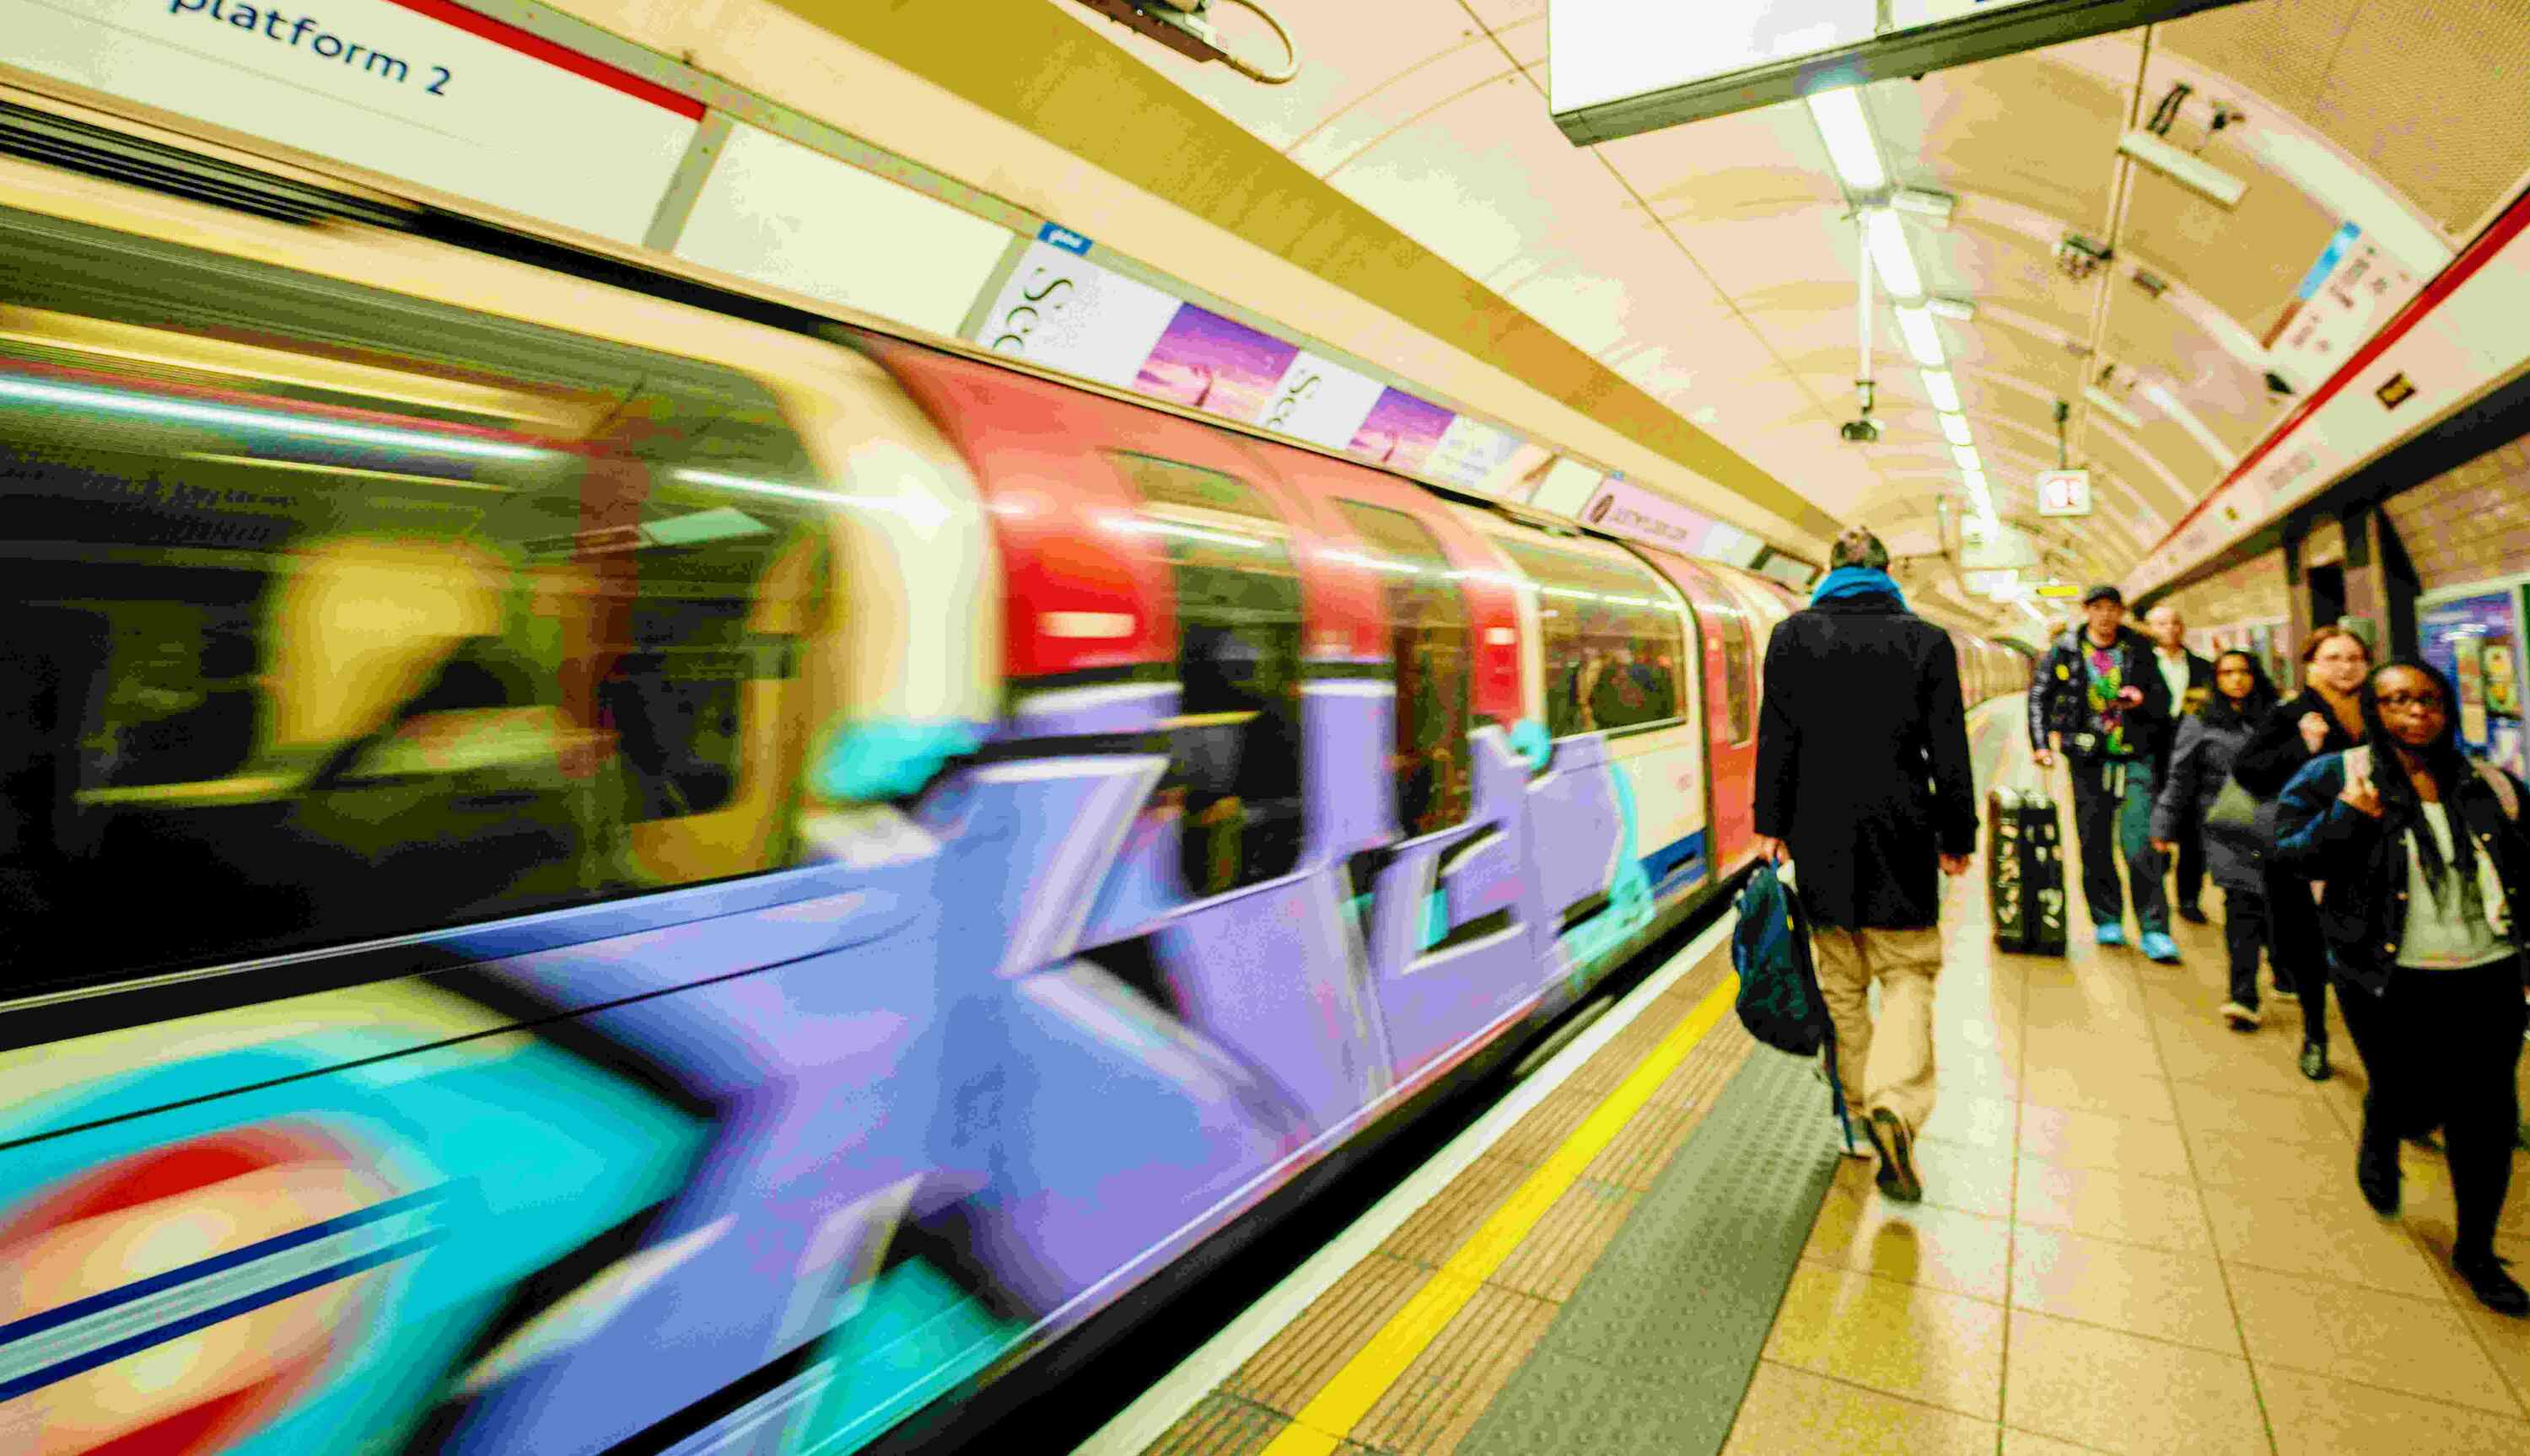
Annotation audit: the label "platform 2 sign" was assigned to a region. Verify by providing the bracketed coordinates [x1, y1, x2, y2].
[3, 0, 703, 244]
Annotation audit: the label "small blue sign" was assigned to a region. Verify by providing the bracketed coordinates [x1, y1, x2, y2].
[2293, 221, 2361, 301]
[1037, 223, 1093, 255]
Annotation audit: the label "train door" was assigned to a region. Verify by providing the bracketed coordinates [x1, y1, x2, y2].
[1473, 523, 1701, 981]
[1322, 492, 1548, 1082]
[1665, 558, 1763, 873]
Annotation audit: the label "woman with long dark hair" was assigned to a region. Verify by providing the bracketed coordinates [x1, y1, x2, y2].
[2273, 659, 2529, 1315]
[2234, 626, 2371, 1079]
[2152, 651, 2281, 1030]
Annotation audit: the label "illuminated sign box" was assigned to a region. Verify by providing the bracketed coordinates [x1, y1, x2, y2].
[1548, 0, 2254, 145]
[2037, 469, 2094, 518]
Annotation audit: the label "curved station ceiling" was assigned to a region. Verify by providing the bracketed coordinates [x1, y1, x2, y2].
[1043, 0, 2528, 629]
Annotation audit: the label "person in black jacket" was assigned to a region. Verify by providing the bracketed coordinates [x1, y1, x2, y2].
[2143, 604, 2218, 921]
[2151, 651, 2280, 1031]
[2273, 659, 2529, 1316]
[1753, 527, 1977, 1204]
[2031, 585, 2180, 961]
[2231, 625, 2371, 1081]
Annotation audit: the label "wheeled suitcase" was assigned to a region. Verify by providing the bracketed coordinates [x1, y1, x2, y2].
[1986, 787, 2069, 955]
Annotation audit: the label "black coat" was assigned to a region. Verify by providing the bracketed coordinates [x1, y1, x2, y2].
[2272, 751, 2530, 997]
[2230, 688, 2362, 801]
[2028, 626, 2177, 762]
[1752, 591, 1977, 930]
[2150, 711, 2262, 894]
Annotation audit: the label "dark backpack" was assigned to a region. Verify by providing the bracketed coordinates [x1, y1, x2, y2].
[1732, 862, 1853, 1147]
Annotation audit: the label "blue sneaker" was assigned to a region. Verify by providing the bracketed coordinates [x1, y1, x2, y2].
[2094, 922, 2125, 947]
[2140, 931, 2181, 964]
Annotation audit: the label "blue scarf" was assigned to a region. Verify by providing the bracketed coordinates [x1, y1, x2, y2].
[1811, 567, 1906, 608]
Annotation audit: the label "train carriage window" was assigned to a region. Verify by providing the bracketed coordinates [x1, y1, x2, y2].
[0, 215, 836, 997]
[1711, 604, 1754, 745]
[1331, 501, 1470, 837]
[1493, 539, 1686, 739]
[1111, 453, 1305, 895]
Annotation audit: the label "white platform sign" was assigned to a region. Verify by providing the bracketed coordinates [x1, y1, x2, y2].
[4, 0, 702, 244]
[967, 240, 1186, 390]
[2035, 469, 2093, 518]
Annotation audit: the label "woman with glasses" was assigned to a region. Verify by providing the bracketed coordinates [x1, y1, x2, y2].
[2152, 651, 2282, 1031]
[2273, 660, 2529, 1315]
[2234, 626, 2373, 1080]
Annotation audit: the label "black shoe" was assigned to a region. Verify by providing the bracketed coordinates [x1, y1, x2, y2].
[2177, 905, 2210, 925]
[2300, 1043, 2331, 1082]
[2355, 1136, 2400, 1215]
[2453, 1251, 2529, 1317]
[1870, 1108, 1923, 1203]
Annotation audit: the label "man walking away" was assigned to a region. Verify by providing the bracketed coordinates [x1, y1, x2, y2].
[2032, 585, 2179, 962]
[1753, 527, 1977, 1203]
[2145, 604, 2216, 923]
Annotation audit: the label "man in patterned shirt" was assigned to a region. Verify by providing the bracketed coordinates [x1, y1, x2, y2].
[2031, 585, 2180, 961]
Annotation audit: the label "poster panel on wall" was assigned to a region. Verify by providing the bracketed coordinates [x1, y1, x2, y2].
[1348, 389, 1456, 474]
[676, 124, 1013, 337]
[2262, 221, 2423, 394]
[1527, 459, 1605, 518]
[1250, 351, 1388, 451]
[966, 240, 1187, 390]
[1576, 476, 1717, 558]
[1423, 416, 1529, 496]
[6, 0, 702, 244]
[2420, 588, 2528, 777]
[1130, 304, 1300, 422]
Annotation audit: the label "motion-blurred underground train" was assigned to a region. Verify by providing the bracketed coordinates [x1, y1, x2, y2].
[0, 127, 2027, 1456]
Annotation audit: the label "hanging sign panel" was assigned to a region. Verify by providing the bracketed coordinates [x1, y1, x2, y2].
[1548, 0, 2257, 143]
[2260, 222, 2422, 394]
[2035, 469, 2093, 518]
[4, 0, 702, 244]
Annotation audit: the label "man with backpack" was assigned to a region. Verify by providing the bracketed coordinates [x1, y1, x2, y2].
[1752, 527, 1978, 1202]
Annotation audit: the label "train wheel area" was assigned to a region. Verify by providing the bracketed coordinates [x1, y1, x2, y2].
[1071, 696, 2530, 1456]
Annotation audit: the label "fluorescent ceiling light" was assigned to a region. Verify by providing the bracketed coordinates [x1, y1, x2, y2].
[1891, 188, 1955, 225]
[1951, 444, 1983, 473]
[1961, 468, 1988, 495]
[2082, 385, 2144, 429]
[1895, 306, 1944, 367]
[1807, 88, 1886, 191]
[2118, 129, 2247, 208]
[1939, 412, 1973, 446]
[1926, 296, 1976, 322]
[1863, 210, 1924, 300]
[1921, 369, 1961, 413]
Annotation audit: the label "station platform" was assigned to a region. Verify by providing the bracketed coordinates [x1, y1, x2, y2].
[1081, 696, 2530, 1456]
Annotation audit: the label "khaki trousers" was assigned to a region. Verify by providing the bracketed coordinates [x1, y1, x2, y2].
[1811, 924, 1944, 1133]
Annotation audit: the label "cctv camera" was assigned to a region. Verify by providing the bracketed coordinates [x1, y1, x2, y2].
[1840, 418, 1882, 443]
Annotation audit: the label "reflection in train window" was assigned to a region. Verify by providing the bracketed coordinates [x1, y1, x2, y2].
[1111, 453, 1305, 895]
[1711, 603, 1754, 745]
[1494, 538, 1686, 739]
[1332, 500, 1470, 837]
[0, 226, 830, 997]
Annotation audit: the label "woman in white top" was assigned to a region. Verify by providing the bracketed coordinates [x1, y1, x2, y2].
[2273, 659, 2529, 1315]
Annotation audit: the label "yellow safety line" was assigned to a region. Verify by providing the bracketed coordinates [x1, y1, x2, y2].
[1257, 974, 1742, 1456]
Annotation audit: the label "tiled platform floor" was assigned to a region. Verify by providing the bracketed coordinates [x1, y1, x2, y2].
[1720, 700, 2530, 1456]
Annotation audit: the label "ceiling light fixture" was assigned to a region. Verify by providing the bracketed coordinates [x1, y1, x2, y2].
[1951, 444, 1982, 474]
[1921, 369, 1961, 413]
[2082, 385, 2144, 429]
[1862, 209, 1924, 300]
[1806, 88, 1887, 192]
[2118, 128, 2247, 207]
[1939, 412, 1973, 446]
[1895, 306, 1945, 367]
[1890, 187, 1955, 226]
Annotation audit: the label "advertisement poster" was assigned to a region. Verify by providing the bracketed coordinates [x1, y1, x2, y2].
[2419, 588, 2528, 777]
[1347, 389, 1456, 474]
[1131, 303, 1301, 422]
[968, 241, 1185, 389]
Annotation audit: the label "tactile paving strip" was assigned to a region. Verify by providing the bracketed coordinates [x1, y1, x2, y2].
[1144, 1394, 1385, 1456]
[1454, 1051, 1843, 1456]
